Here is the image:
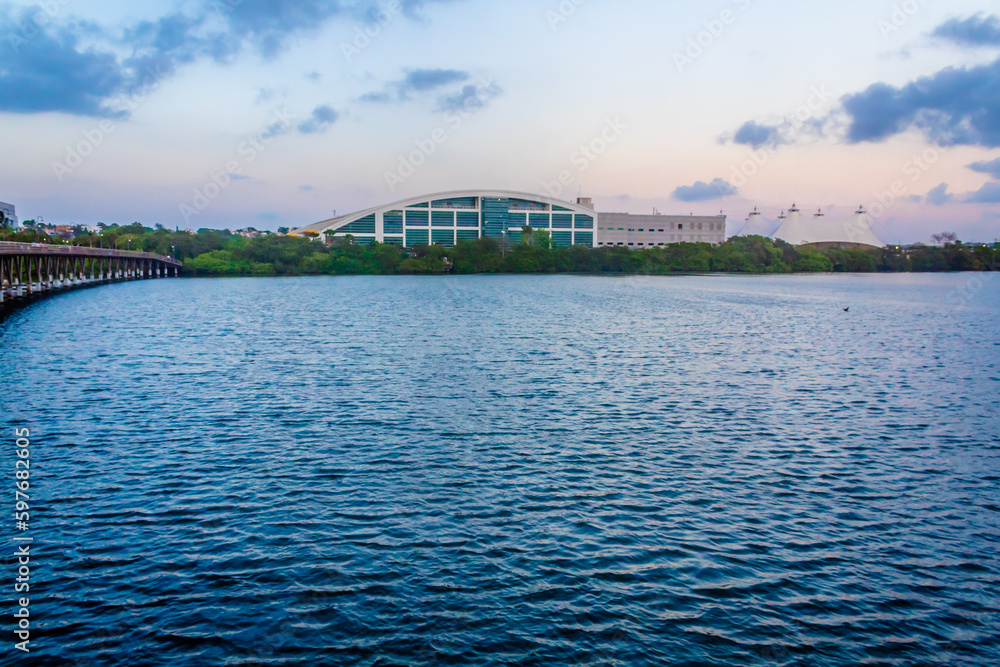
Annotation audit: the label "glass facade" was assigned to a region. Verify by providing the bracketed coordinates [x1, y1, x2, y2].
[384, 211, 404, 235]
[509, 198, 549, 211]
[406, 211, 429, 227]
[552, 231, 573, 247]
[553, 214, 573, 229]
[482, 197, 510, 240]
[405, 229, 429, 246]
[457, 212, 480, 228]
[529, 213, 550, 228]
[432, 211, 455, 227]
[432, 230, 455, 247]
[317, 192, 600, 249]
[432, 197, 478, 209]
[334, 214, 376, 235]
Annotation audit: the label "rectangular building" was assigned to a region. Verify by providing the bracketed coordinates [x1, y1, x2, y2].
[0, 201, 17, 228]
[597, 212, 726, 248]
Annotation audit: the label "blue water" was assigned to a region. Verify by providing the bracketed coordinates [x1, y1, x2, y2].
[2, 274, 999, 666]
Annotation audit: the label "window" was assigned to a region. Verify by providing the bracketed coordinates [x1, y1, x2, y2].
[618, 228, 624, 231]
[432, 197, 477, 209]
[628, 228, 634, 232]
[628, 243, 634, 246]
[678, 224, 683, 230]
[658, 229, 664, 232]
[638, 228, 644, 232]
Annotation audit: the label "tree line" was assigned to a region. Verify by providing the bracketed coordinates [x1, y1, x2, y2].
[3, 222, 997, 276]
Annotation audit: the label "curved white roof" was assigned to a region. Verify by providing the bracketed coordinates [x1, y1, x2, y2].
[291, 189, 596, 235]
[736, 210, 782, 238]
[771, 207, 884, 248]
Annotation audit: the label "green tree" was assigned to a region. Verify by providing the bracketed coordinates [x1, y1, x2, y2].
[794, 249, 834, 272]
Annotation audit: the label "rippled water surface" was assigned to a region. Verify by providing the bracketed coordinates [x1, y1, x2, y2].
[2, 274, 999, 666]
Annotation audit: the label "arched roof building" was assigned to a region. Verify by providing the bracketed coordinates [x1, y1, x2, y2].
[291, 190, 598, 248]
[290, 189, 728, 248]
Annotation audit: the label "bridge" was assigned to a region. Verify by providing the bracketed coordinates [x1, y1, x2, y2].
[0, 242, 182, 304]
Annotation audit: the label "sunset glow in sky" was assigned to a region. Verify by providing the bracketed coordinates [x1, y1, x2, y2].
[2, 0, 999, 242]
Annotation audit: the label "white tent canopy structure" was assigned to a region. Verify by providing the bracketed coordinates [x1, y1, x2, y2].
[757, 205, 884, 248]
[736, 208, 782, 239]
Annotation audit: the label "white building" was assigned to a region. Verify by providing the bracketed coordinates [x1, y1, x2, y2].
[736, 208, 781, 238]
[596, 212, 727, 247]
[770, 204, 884, 249]
[735, 204, 884, 249]
[290, 189, 726, 248]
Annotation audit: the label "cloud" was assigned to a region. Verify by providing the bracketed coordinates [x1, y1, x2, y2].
[122, 11, 216, 78]
[358, 91, 394, 104]
[932, 13, 1000, 47]
[732, 121, 784, 150]
[398, 68, 468, 95]
[1, 0, 467, 117]
[0, 8, 127, 116]
[672, 179, 737, 202]
[437, 82, 502, 113]
[969, 157, 1000, 179]
[297, 105, 338, 134]
[925, 183, 953, 206]
[841, 58, 1000, 147]
[361, 68, 470, 103]
[965, 182, 1000, 203]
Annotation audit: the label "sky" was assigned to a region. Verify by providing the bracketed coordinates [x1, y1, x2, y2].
[1, 0, 999, 243]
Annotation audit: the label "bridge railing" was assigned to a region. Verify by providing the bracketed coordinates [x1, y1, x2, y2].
[0, 241, 180, 265]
